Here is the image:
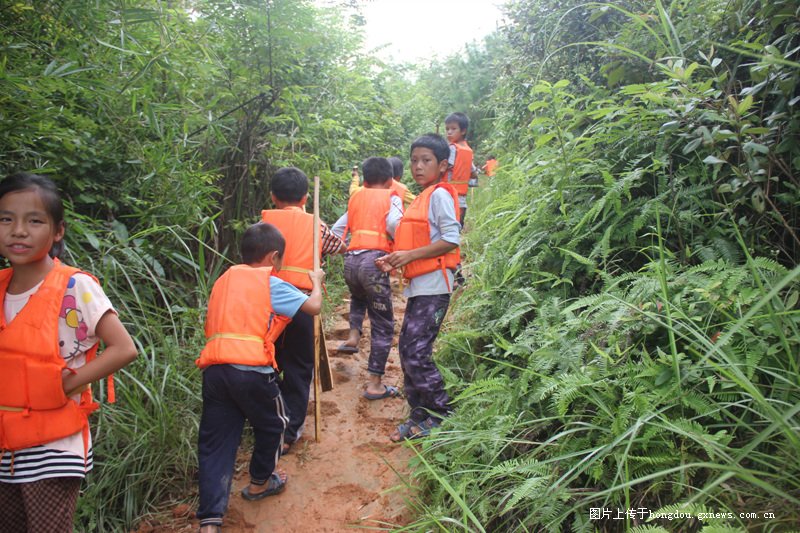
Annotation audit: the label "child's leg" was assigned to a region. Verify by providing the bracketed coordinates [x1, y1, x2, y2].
[343, 254, 367, 347]
[197, 365, 247, 528]
[239, 372, 288, 489]
[275, 310, 314, 444]
[397, 294, 452, 423]
[0, 477, 80, 532]
[358, 251, 395, 392]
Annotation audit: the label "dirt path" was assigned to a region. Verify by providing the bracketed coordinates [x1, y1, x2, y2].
[149, 282, 414, 532]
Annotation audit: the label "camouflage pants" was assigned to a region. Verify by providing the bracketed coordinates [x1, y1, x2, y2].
[398, 293, 451, 423]
[344, 250, 395, 376]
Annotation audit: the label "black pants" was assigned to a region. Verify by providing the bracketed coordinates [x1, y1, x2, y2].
[196, 365, 287, 527]
[275, 310, 314, 443]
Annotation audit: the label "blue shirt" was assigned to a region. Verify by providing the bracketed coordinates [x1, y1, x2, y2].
[232, 276, 308, 374]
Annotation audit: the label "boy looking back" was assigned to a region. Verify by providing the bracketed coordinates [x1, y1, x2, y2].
[332, 157, 404, 399]
[376, 134, 461, 441]
[261, 167, 344, 454]
[195, 222, 324, 532]
[444, 112, 478, 226]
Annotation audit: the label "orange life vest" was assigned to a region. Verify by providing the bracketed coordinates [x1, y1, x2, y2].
[394, 183, 460, 281]
[261, 207, 315, 290]
[345, 188, 397, 253]
[0, 260, 102, 453]
[445, 140, 474, 196]
[196, 265, 289, 370]
[483, 158, 498, 177]
[390, 179, 410, 205]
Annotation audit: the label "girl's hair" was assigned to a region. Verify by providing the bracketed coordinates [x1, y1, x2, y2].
[0, 172, 66, 258]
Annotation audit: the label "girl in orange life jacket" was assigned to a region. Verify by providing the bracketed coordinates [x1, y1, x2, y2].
[0, 173, 137, 531]
[375, 134, 461, 442]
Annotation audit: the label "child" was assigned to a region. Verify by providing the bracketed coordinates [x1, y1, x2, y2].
[444, 112, 478, 226]
[331, 157, 404, 399]
[375, 134, 461, 441]
[481, 155, 498, 178]
[195, 222, 324, 532]
[387, 156, 416, 208]
[260, 167, 343, 454]
[0, 173, 137, 531]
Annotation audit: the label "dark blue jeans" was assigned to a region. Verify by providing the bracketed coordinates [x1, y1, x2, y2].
[197, 365, 287, 527]
[275, 309, 314, 443]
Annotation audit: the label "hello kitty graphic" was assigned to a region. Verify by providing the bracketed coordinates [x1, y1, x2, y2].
[60, 277, 90, 360]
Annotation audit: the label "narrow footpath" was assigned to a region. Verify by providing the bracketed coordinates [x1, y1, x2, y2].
[148, 282, 414, 532]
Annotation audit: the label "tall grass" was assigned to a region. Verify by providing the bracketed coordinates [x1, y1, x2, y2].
[399, 1, 800, 528]
[65, 216, 225, 531]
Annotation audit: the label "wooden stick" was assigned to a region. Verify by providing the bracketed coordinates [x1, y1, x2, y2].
[312, 175, 322, 442]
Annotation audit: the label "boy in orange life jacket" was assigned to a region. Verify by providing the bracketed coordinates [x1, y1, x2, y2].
[331, 157, 404, 400]
[388, 156, 416, 208]
[444, 112, 478, 227]
[376, 134, 461, 441]
[261, 167, 344, 454]
[350, 157, 416, 207]
[196, 222, 324, 532]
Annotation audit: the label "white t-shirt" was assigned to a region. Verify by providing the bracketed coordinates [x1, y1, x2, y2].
[0, 272, 114, 483]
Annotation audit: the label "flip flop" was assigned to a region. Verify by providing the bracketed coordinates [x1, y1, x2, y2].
[362, 385, 401, 401]
[390, 420, 417, 443]
[241, 471, 287, 501]
[336, 343, 359, 354]
[407, 417, 440, 440]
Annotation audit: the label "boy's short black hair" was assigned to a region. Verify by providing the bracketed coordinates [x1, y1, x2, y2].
[270, 167, 309, 202]
[410, 133, 450, 163]
[241, 222, 285, 264]
[362, 157, 393, 185]
[387, 156, 403, 178]
[445, 112, 469, 133]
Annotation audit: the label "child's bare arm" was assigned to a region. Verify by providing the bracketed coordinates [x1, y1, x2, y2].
[300, 268, 326, 315]
[62, 311, 137, 396]
[375, 240, 457, 272]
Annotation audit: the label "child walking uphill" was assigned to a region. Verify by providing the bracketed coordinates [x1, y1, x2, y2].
[195, 222, 325, 532]
[0, 173, 137, 532]
[376, 134, 461, 442]
[331, 157, 404, 399]
[261, 167, 344, 454]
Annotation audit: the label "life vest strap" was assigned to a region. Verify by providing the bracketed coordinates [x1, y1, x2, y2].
[0, 406, 23, 412]
[280, 266, 311, 274]
[207, 332, 264, 343]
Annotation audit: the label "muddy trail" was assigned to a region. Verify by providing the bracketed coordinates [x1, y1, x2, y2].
[146, 282, 415, 532]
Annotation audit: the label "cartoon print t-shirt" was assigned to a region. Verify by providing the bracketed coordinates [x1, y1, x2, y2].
[0, 272, 114, 481]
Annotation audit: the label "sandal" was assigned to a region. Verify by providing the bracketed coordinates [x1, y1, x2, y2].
[390, 420, 417, 443]
[407, 417, 440, 440]
[241, 471, 287, 501]
[363, 385, 401, 401]
[336, 343, 359, 354]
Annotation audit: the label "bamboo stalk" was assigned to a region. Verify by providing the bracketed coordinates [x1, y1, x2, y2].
[312, 175, 322, 442]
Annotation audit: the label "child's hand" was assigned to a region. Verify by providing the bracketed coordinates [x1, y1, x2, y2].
[375, 251, 413, 272]
[308, 268, 326, 285]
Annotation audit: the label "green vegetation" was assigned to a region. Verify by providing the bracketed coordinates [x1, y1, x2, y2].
[2, 0, 798, 531]
[412, 0, 800, 531]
